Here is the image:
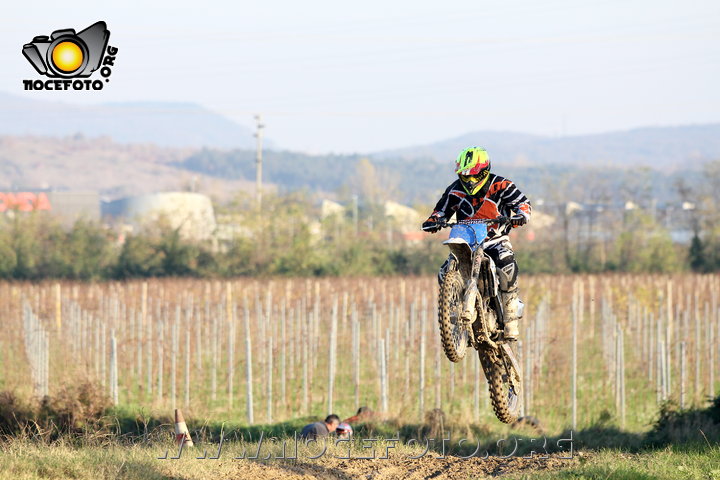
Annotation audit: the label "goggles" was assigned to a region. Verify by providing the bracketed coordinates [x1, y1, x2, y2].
[459, 170, 489, 184]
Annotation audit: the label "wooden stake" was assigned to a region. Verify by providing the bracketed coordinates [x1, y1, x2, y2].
[328, 298, 338, 414]
[242, 302, 253, 424]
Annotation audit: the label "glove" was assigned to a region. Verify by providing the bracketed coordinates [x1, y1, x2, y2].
[510, 214, 528, 227]
[422, 215, 444, 233]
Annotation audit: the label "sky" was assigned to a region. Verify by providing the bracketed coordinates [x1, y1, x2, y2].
[1, 0, 719, 153]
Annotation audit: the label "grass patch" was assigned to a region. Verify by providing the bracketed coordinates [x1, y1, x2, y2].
[508, 445, 720, 480]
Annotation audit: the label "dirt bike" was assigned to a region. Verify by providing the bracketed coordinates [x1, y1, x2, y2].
[435, 217, 522, 423]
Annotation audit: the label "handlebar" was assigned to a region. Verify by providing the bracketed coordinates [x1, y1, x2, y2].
[438, 216, 512, 230]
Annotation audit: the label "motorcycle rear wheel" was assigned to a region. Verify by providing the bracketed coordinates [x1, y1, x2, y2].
[479, 344, 522, 423]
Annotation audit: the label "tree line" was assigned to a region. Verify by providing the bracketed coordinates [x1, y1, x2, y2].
[0, 181, 718, 280]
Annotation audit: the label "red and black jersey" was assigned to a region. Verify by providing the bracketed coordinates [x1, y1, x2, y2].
[431, 174, 531, 238]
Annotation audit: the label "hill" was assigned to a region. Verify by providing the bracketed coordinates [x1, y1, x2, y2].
[373, 125, 720, 169]
[0, 133, 704, 206]
[0, 135, 255, 200]
[0, 92, 259, 149]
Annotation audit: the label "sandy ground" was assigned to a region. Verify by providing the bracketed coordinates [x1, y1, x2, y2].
[156, 453, 581, 479]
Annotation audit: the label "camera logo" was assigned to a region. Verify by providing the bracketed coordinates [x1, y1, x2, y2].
[22, 21, 119, 91]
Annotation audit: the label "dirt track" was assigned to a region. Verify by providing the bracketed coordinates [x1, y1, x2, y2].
[193, 453, 581, 479]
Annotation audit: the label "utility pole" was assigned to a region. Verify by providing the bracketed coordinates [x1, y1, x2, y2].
[254, 114, 265, 210]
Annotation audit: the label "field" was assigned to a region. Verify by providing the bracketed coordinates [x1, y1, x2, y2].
[1, 274, 719, 479]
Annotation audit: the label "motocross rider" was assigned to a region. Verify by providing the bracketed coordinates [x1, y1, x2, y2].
[421, 147, 531, 340]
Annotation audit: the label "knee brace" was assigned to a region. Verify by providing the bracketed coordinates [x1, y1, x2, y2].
[497, 261, 518, 292]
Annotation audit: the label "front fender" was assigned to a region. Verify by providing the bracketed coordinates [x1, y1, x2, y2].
[445, 240, 473, 281]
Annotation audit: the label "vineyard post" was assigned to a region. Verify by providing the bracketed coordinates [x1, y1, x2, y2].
[195, 304, 202, 372]
[385, 327, 391, 408]
[313, 288, 320, 377]
[589, 276, 595, 340]
[694, 293, 700, 402]
[136, 311, 143, 395]
[662, 338, 670, 401]
[241, 302, 253, 424]
[204, 300, 211, 374]
[615, 323, 620, 415]
[309, 305, 316, 396]
[620, 326, 625, 429]
[709, 319, 714, 397]
[146, 316, 153, 397]
[302, 307, 309, 415]
[185, 320, 190, 407]
[662, 334, 669, 401]
[226, 282, 233, 335]
[393, 303, 400, 365]
[524, 322, 532, 414]
[571, 285, 578, 430]
[656, 338, 662, 404]
[405, 301, 413, 398]
[449, 361, 455, 403]
[280, 300, 287, 409]
[379, 338, 388, 414]
[289, 306, 296, 381]
[54, 283, 61, 333]
[352, 304, 360, 409]
[264, 290, 272, 388]
[518, 340, 525, 417]
[157, 319, 164, 403]
[228, 303, 235, 410]
[372, 303, 378, 370]
[328, 299, 338, 414]
[649, 314, 655, 383]
[94, 318, 100, 383]
[267, 334, 273, 423]
[99, 322, 106, 389]
[716, 294, 720, 396]
[527, 315, 534, 412]
[141, 281, 147, 333]
[642, 310, 652, 381]
[656, 311, 663, 400]
[42, 329, 49, 397]
[211, 306, 218, 403]
[680, 341, 686, 409]
[474, 354, 480, 420]
[46, 311, 50, 396]
[110, 330, 118, 405]
[172, 309, 178, 409]
[419, 298, 426, 421]
[435, 336, 441, 409]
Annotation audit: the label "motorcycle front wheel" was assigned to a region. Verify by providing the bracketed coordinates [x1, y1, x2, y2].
[438, 269, 468, 362]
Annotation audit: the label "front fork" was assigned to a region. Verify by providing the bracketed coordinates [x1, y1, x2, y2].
[460, 251, 485, 323]
[437, 254, 457, 286]
[438, 253, 479, 324]
[461, 281, 479, 323]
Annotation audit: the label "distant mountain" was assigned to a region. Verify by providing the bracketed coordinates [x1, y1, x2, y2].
[373, 125, 720, 169]
[0, 92, 260, 149]
[0, 135, 256, 201]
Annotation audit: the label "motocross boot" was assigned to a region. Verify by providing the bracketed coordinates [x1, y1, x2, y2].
[501, 286, 524, 340]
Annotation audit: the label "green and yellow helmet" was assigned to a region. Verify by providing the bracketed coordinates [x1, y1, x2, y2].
[455, 147, 491, 195]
